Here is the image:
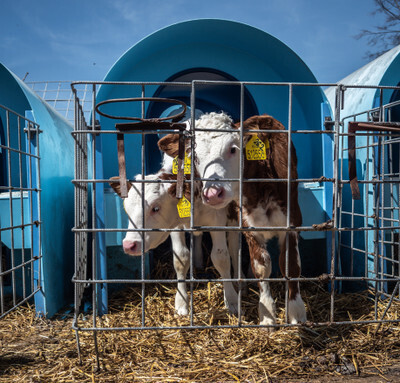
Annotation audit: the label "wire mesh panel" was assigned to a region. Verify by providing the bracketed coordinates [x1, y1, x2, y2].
[0, 104, 42, 318]
[27, 81, 92, 124]
[337, 85, 400, 322]
[71, 81, 400, 366]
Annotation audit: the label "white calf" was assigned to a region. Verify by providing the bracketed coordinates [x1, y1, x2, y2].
[110, 171, 239, 316]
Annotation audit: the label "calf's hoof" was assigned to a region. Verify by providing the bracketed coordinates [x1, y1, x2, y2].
[175, 305, 189, 316]
[225, 301, 239, 316]
[259, 318, 277, 333]
[288, 295, 307, 324]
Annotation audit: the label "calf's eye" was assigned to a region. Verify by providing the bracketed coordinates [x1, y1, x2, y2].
[230, 147, 236, 154]
[152, 206, 160, 213]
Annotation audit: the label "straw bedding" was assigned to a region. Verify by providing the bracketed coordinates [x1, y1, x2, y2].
[1, 271, 400, 382]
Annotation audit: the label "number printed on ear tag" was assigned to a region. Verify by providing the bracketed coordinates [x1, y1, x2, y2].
[245, 135, 269, 160]
[177, 196, 191, 218]
[172, 153, 191, 174]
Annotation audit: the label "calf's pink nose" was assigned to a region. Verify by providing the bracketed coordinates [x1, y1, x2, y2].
[203, 187, 225, 205]
[123, 240, 139, 255]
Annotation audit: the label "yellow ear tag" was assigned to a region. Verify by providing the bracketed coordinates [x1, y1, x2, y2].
[177, 196, 191, 218]
[172, 153, 191, 175]
[245, 135, 269, 160]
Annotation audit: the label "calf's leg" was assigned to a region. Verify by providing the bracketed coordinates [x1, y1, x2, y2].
[193, 234, 204, 269]
[279, 232, 306, 324]
[170, 232, 190, 315]
[209, 231, 239, 315]
[227, 230, 240, 279]
[245, 232, 276, 330]
[227, 230, 249, 296]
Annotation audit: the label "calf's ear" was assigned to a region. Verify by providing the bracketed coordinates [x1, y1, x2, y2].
[244, 114, 285, 132]
[158, 134, 180, 158]
[254, 115, 282, 130]
[241, 114, 284, 143]
[166, 176, 194, 201]
[109, 176, 131, 198]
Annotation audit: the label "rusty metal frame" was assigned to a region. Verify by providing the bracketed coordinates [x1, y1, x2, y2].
[95, 97, 189, 199]
[348, 121, 400, 199]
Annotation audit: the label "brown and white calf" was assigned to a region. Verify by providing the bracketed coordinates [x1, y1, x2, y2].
[158, 112, 306, 328]
[110, 164, 239, 316]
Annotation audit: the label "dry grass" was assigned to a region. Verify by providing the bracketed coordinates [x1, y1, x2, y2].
[1, 276, 400, 382]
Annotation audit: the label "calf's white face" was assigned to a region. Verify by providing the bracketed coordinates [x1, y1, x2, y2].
[194, 113, 240, 209]
[121, 175, 179, 255]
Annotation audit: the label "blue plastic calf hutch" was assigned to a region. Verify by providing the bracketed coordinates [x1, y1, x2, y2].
[90, 19, 333, 313]
[325, 45, 400, 292]
[0, 63, 74, 317]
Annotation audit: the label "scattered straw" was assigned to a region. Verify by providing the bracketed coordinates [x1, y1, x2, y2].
[1, 278, 400, 382]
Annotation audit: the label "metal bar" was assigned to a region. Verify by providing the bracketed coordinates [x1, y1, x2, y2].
[90, 84, 101, 369]
[140, 85, 146, 329]
[365, 131, 371, 290]
[33, 115, 43, 313]
[17, 116, 26, 300]
[379, 132, 386, 300]
[0, 222, 42, 232]
[70, 80, 400, 91]
[349, 115, 356, 279]
[374, 134, 381, 318]
[190, 81, 196, 326]
[71, 224, 400, 233]
[175, 131, 185, 199]
[6, 110, 17, 308]
[238, 82, 245, 325]
[71, 315, 400, 333]
[92, 83, 101, 370]
[0, 104, 37, 122]
[27, 121, 35, 301]
[70, 176, 337, 185]
[71, 275, 400, 285]
[0, 289, 41, 320]
[0, 144, 40, 159]
[0, 185, 42, 192]
[374, 281, 400, 334]
[71, 128, 336, 136]
[331, 85, 343, 320]
[284, 84, 293, 323]
[0, 257, 38, 277]
[73, 86, 80, 323]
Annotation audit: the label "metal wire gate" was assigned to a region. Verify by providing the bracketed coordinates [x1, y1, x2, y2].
[71, 81, 400, 366]
[337, 85, 400, 316]
[0, 104, 42, 319]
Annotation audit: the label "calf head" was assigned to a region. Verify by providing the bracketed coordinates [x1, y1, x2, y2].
[158, 112, 240, 209]
[110, 174, 183, 255]
[159, 113, 295, 211]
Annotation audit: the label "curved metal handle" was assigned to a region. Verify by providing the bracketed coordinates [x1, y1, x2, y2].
[95, 97, 187, 122]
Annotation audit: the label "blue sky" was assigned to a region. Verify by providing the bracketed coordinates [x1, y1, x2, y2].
[0, 0, 387, 84]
